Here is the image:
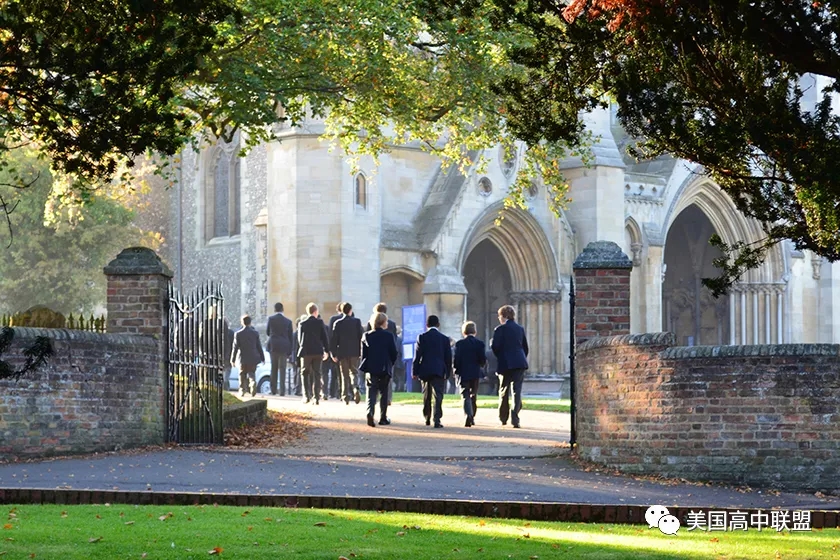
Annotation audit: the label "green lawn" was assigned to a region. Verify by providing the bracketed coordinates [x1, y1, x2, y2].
[2, 504, 835, 559]
[390, 391, 571, 413]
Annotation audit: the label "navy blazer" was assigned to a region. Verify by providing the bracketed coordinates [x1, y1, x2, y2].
[412, 327, 452, 380]
[453, 335, 487, 382]
[297, 315, 330, 357]
[331, 314, 364, 358]
[359, 328, 398, 376]
[231, 326, 265, 367]
[266, 312, 293, 355]
[491, 320, 529, 372]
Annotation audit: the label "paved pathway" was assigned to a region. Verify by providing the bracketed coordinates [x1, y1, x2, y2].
[0, 395, 838, 510]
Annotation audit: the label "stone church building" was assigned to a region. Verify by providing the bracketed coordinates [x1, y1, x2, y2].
[153, 106, 840, 389]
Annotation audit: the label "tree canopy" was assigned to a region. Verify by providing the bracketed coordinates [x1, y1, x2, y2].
[4, 0, 840, 291]
[0, 148, 159, 315]
[493, 0, 840, 291]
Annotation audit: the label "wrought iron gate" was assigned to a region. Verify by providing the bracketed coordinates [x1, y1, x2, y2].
[167, 282, 225, 444]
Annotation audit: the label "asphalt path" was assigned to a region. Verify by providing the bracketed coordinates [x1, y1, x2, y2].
[0, 395, 837, 511]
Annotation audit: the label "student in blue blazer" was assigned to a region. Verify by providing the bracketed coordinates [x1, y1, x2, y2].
[491, 305, 529, 428]
[453, 321, 486, 427]
[412, 315, 452, 428]
[359, 312, 398, 427]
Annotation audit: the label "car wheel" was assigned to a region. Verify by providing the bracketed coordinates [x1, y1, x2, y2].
[257, 376, 272, 395]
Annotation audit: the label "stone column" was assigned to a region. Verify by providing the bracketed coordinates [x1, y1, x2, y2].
[422, 264, 467, 339]
[573, 241, 633, 346]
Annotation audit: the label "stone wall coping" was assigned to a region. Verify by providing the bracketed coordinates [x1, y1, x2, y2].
[577, 332, 840, 359]
[573, 241, 633, 270]
[662, 343, 840, 360]
[577, 332, 675, 353]
[7, 326, 157, 347]
[103, 247, 173, 278]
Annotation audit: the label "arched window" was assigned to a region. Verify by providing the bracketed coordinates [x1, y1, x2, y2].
[355, 173, 367, 209]
[204, 139, 241, 241]
[213, 150, 230, 238]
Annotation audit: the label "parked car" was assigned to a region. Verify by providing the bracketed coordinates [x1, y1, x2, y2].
[228, 362, 272, 395]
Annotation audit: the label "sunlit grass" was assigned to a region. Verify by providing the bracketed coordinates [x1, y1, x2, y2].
[2, 504, 835, 559]
[390, 391, 570, 413]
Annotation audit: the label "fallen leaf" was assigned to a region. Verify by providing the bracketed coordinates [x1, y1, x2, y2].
[339, 557, 350, 560]
[264, 518, 273, 522]
[709, 538, 720, 543]
[224, 411, 312, 448]
[523, 533, 530, 538]
[479, 520, 486, 526]
[314, 522, 327, 527]
[478, 548, 484, 552]
[241, 511, 250, 517]
[61, 512, 67, 518]
[89, 537, 103, 543]
[125, 521, 135, 526]
[396, 532, 405, 537]
[208, 547, 223, 555]
[530, 556, 539, 559]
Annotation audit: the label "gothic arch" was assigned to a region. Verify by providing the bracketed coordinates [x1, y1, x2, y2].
[458, 203, 563, 374]
[664, 177, 785, 283]
[458, 202, 560, 292]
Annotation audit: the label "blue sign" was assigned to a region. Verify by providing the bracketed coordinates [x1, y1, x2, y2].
[402, 304, 427, 349]
[402, 304, 426, 392]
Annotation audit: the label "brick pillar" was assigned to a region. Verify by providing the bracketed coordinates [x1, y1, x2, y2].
[573, 241, 632, 346]
[104, 247, 173, 338]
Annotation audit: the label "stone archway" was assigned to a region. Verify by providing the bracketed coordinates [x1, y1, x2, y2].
[458, 204, 563, 375]
[663, 205, 730, 346]
[664, 178, 789, 344]
[463, 239, 513, 343]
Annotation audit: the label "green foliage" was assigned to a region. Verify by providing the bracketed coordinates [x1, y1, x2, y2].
[0, 149, 152, 315]
[0, 0, 235, 180]
[495, 0, 840, 289]
[185, 0, 579, 212]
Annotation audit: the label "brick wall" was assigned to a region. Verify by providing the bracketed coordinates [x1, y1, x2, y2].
[575, 333, 840, 492]
[0, 328, 164, 460]
[573, 268, 631, 344]
[573, 241, 632, 346]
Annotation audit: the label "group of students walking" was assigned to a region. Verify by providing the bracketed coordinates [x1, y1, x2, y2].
[230, 301, 529, 429]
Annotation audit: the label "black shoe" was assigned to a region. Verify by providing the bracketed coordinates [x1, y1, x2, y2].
[501, 420, 507, 426]
[322, 396, 329, 401]
[367, 415, 376, 427]
[425, 418, 431, 426]
[379, 418, 391, 426]
[315, 399, 320, 405]
[303, 398, 310, 404]
[434, 422, 444, 429]
[354, 390, 361, 404]
[465, 417, 473, 427]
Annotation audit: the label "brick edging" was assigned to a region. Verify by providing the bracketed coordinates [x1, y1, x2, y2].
[0, 488, 837, 528]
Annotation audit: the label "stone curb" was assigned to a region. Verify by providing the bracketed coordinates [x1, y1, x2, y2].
[1, 488, 837, 528]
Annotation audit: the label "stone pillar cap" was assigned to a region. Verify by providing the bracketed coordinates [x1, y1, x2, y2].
[104, 247, 173, 277]
[422, 265, 468, 295]
[573, 241, 632, 270]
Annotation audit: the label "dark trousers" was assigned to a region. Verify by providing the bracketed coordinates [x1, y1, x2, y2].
[329, 361, 340, 398]
[300, 355, 322, 402]
[239, 363, 257, 396]
[498, 368, 525, 426]
[365, 372, 390, 420]
[338, 357, 360, 403]
[421, 377, 446, 423]
[458, 377, 480, 421]
[320, 358, 331, 399]
[269, 352, 288, 395]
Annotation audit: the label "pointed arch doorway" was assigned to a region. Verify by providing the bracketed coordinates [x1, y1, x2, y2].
[463, 239, 512, 343]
